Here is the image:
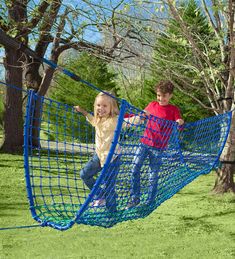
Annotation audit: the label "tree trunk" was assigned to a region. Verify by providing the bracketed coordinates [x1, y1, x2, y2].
[0, 48, 24, 153]
[213, 164, 235, 193]
[213, 111, 235, 193]
[24, 58, 42, 147]
[24, 61, 56, 148]
[32, 99, 42, 148]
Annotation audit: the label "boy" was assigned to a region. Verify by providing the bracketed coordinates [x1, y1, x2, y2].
[126, 80, 184, 209]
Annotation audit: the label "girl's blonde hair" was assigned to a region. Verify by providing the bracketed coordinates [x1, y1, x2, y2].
[93, 91, 119, 122]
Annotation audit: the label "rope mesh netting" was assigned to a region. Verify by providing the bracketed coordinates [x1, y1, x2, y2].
[23, 88, 232, 230]
[0, 32, 232, 231]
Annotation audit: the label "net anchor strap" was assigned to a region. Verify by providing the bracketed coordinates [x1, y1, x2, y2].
[220, 160, 235, 164]
[0, 224, 42, 231]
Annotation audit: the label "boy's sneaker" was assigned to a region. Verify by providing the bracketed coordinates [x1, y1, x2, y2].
[125, 198, 140, 209]
[92, 199, 106, 207]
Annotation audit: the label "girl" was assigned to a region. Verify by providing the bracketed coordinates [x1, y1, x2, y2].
[74, 92, 120, 212]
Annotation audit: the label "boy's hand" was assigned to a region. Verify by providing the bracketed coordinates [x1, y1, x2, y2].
[144, 110, 150, 117]
[176, 119, 184, 126]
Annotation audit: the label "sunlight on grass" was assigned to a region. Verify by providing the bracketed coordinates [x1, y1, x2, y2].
[0, 152, 234, 259]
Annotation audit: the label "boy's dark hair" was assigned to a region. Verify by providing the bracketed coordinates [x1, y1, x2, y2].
[155, 80, 174, 94]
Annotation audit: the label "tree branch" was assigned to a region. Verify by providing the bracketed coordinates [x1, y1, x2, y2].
[201, 0, 225, 62]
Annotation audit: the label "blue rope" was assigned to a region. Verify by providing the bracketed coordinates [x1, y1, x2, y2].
[42, 58, 121, 102]
[0, 224, 41, 231]
[0, 32, 234, 231]
[0, 74, 233, 230]
[0, 80, 28, 93]
[22, 90, 232, 230]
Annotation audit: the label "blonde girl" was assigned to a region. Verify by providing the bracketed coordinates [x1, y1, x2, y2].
[74, 92, 120, 211]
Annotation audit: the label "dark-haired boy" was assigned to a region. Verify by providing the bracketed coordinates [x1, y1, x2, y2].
[126, 80, 184, 209]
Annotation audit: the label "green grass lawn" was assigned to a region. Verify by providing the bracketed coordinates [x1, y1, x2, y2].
[0, 152, 234, 259]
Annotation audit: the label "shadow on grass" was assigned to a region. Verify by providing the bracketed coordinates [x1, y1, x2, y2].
[0, 202, 29, 211]
[0, 212, 20, 217]
[0, 149, 23, 156]
[177, 191, 200, 196]
[179, 218, 218, 233]
[0, 157, 23, 162]
[180, 209, 235, 221]
[176, 209, 235, 234]
[210, 195, 235, 204]
[160, 209, 235, 221]
[0, 164, 24, 169]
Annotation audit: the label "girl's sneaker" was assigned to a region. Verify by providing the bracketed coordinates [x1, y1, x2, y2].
[92, 199, 106, 207]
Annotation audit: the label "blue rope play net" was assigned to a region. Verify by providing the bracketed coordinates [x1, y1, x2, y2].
[21, 79, 232, 230]
[0, 30, 232, 231]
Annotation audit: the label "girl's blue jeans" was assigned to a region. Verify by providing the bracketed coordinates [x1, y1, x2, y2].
[131, 143, 162, 203]
[80, 153, 120, 212]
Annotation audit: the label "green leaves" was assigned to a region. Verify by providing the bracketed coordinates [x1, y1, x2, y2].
[150, 0, 215, 120]
[48, 51, 117, 141]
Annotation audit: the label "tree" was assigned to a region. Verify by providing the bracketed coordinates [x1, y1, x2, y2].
[116, 0, 212, 121]
[0, 0, 150, 152]
[50, 51, 117, 111]
[152, 0, 213, 121]
[149, 0, 235, 193]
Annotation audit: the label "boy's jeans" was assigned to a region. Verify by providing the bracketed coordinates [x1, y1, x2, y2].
[131, 143, 162, 203]
[80, 153, 120, 212]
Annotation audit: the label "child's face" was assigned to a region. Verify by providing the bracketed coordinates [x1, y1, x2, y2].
[156, 90, 172, 106]
[96, 96, 111, 118]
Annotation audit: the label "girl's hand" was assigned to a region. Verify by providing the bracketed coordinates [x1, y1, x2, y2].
[74, 105, 82, 113]
[176, 119, 184, 126]
[74, 105, 88, 116]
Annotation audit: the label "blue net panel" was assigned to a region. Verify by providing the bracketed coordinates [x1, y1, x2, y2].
[23, 90, 232, 230]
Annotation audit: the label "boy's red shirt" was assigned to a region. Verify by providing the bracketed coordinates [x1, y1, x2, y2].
[141, 101, 182, 149]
